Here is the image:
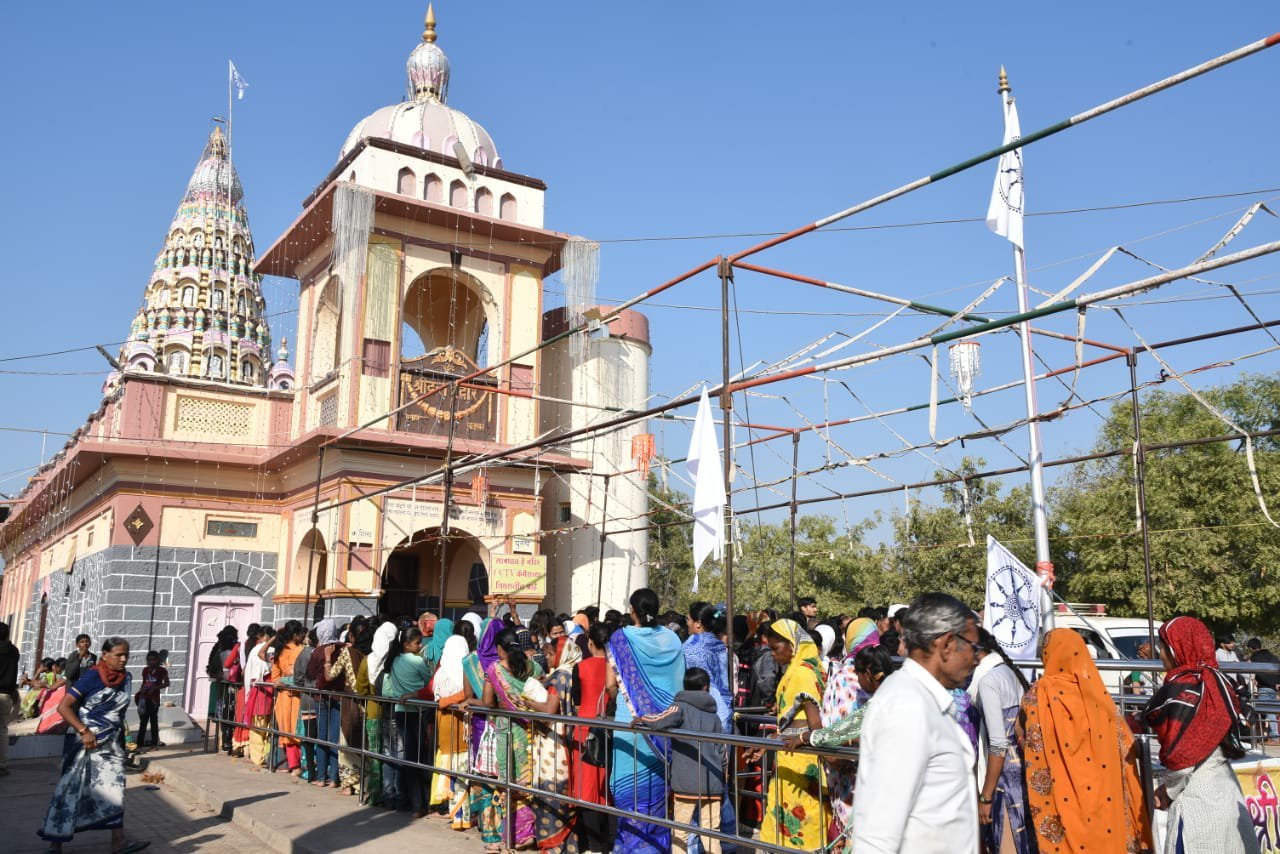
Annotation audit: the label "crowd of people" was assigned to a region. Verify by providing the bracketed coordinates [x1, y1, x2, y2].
[0, 585, 1271, 854]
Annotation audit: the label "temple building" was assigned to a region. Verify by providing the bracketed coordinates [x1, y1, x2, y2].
[0, 6, 651, 716]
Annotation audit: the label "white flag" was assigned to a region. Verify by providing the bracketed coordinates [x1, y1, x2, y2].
[983, 535, 1042, 659]
[986, 95, 1024, 249]
[230, 60, 249, 100]
[686, 386, 726, 593]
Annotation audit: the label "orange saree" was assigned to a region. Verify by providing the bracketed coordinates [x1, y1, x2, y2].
[1021, 629, 1152, 853]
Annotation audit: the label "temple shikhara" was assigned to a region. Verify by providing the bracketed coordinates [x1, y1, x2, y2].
[0, 7, 651, 715]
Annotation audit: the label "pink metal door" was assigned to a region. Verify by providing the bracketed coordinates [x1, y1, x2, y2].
[185, 595, 259, 718]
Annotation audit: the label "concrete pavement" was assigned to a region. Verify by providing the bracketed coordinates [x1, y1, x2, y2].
[2, 750, 263, 854]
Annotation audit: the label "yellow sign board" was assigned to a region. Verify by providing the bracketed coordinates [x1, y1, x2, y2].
[1234, 758, 1280, 852]
[490, 554, 547, 598]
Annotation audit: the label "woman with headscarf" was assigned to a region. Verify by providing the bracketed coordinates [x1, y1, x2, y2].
[270, 621, 306, 776]
[1142, 616, 1256, 854]
[431, 627, 474, 829]
[818, 617, 878, 846]
[1021, 628, 1151, 853]
[605, 588, 686, 854]
[531, 635, 581, 852]
[759, 618, 827, 850]
[969, 629, 1033, 854]
[307, 618, 346, 787]
[423, 617, 454, 676]
[356, 618, 396, 805]
[294, 628, 319, 781]
[466, 614, 505, 852]
[479, 627, 559, 850]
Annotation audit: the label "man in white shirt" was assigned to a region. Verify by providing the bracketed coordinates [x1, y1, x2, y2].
[852, 592, 981, 854]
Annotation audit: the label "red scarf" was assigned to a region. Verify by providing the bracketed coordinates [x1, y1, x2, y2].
[1142, 616, 1246, 770]
[96, 660, 127, 689]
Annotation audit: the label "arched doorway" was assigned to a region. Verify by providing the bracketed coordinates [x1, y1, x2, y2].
[380, 526, 489, 621]
[295, 529, 329, 623]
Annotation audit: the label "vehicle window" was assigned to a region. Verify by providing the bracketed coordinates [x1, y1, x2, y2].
[1111, 635, 1153, 659]
[1069, 628, 1107, 658]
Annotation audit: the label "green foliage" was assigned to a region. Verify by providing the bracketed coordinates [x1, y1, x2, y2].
[1055, 374, 1280, 632]
[645, 376, 1280, 632]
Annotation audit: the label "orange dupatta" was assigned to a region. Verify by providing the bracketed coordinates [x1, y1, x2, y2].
[1021, 629, 1151, 853]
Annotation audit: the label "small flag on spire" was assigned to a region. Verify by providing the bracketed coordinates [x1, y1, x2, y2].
[230, 60, 250, 100]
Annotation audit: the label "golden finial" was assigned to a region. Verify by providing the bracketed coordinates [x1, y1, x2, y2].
[210, 125, 227, 158]
[997, 66, 1011, 94]
[423, 4, 437, 43]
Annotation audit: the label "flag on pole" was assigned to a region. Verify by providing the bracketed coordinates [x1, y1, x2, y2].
[986, 91, 1024, 249]
[230, 60, 249, 100]
[983, 535, 1042, 659]
[686, 386, 726, 593]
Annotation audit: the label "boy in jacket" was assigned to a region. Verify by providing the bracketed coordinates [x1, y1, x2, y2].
[637, 667, 726, 853]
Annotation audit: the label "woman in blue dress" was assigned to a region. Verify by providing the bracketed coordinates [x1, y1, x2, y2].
[39, 636, 150, 854]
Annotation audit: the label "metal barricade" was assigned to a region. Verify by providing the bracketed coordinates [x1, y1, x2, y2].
[200, 656, 1280, 853]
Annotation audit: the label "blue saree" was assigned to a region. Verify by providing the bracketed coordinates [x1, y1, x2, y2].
[609, 625, 685, 854]
[39, 668, 132, 843]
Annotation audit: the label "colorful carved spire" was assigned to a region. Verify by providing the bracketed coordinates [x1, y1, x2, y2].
[117, 125, 276, 387]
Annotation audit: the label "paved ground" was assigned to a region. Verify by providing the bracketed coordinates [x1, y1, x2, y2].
[150, 747, 487, 853]
[3, 750, 262, 853]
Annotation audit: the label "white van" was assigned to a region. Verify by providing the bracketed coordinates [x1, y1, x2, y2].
[1051, 604, 1162, 694]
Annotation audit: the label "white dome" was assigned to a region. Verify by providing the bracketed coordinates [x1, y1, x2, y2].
[340, 100, 500, 168]
[338, 5, 501, 169]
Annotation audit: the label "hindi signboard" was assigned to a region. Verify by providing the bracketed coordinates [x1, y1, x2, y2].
[489, 554, 547, 598]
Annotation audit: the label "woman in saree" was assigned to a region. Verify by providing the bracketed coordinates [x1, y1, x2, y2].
[533, 635, 581, 852]
[1021, 628, 1151, 853]
[481, 627, 559, 850]
[817, 617, 878, 846]
[467, 615, 505, 851]
[969, 629, 1033, 854]
[205, 626, 240, 754]
[39, 637, 150, 854]
[243, 626, 275, 768]
[270, 621, 306, 776]
[570, 624, 611, 854]
[327, 618, 368, 797]
[356, 618, 395, 806]
[605, 588, 686, 854]
[1142, 615, 1257, 854]
[759, 618, 826, 850]
[431, 629, 474, 829]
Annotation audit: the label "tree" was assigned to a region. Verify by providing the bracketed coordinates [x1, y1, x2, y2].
[1054, 374, 1280, 632]
[879, 458, 1073, 608]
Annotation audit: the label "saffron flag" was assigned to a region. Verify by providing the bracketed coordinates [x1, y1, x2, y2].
[984, 535, 1042, 659]
[686, 386, 726, 593]
[986, 92, 1024, 249]
[230, 60, 249, 100]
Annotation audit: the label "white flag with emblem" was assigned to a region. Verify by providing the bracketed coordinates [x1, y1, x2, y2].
[686, 386, 726, 593]
[230, 60, 249, 100]
[984, 535, 1042, 659]
[986, 94, 1024, 249]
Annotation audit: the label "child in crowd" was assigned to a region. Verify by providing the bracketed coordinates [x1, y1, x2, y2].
[637, 667, 726, 854]
[134, 650, 170, 748]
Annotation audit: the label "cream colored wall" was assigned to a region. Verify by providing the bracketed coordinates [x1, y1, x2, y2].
[348, 147, 546, 228]
[158, 507, 280, 552]
[36, 508, 114, 581]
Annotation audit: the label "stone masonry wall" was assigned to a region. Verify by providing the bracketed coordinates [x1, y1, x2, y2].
[21, 545, 275, 706]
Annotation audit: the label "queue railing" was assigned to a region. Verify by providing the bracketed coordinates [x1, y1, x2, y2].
[201, 655, 1280, 853]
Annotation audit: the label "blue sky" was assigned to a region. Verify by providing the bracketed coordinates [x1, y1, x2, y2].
[2, 2, 1278, 543]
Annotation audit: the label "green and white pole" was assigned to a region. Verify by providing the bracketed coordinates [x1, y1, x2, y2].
[730, 31, 1280, 264]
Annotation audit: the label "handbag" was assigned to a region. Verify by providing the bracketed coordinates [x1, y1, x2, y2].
[582, 690, 611, 768]
[474, 720, 501, 776]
